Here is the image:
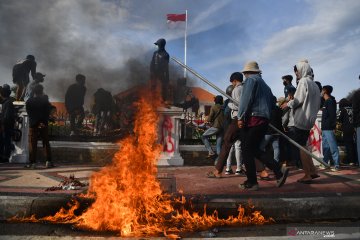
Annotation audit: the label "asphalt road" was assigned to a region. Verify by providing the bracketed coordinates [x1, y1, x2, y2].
[0, 220, 359, 239]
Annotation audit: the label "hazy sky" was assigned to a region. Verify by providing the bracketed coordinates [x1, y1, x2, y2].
[1, 0, 359, 105]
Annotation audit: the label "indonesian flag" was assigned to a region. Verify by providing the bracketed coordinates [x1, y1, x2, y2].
[167, 13, 186, 22]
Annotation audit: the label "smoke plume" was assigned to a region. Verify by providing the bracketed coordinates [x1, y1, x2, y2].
[0, 0, 189, 108]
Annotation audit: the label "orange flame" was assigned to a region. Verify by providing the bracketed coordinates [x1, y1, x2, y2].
[13, 91, 272, 237]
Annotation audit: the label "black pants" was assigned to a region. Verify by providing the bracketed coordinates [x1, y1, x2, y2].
[69, 108, 85, 132]
[241, 123, 283, 184]
[29, 127, 52, 164]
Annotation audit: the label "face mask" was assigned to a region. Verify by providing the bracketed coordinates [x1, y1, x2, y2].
[283, 81, 287, 86]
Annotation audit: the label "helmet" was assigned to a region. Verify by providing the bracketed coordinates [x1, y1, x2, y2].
[154, 38, 166, 47]
[226, 85, 234, 96]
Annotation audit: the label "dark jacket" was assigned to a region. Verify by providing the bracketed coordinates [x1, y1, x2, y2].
[150, 48, 169, 82]
[338, 106, 354, 138]
[284, 83, 296, 98]
[65, 83, 86, 112]
[267, 105, 283, 134]
[12, 59, 36, 85]
[1, 98, 15, 128]
[353, 89, 360, 128]
[26, 95, 52, 128]
[206, 104, 224, 129]
[321, 97, 337, 130]
[92, 89, 113, 114]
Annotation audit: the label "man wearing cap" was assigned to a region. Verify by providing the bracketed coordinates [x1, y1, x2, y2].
[321, 85, 340, 171]
[24, 72, 46, 102]
[12, 55, 37, 101]
[237, 61, 288, 190]
[282, 75, 296, 98]
[352, 75, 360, 166]
[150, 38, 170, 104]
[281, 59, 321, 183]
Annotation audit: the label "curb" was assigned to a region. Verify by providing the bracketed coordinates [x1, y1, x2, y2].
[1, 194, 359, 222]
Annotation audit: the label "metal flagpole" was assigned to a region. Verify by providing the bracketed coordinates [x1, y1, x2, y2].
[184, 10, 188, 79]
[171, 56, 330, 168]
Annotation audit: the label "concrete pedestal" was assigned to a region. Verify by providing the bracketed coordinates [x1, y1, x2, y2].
[157, 106, 184, 166]
[10, 102, 29, 163]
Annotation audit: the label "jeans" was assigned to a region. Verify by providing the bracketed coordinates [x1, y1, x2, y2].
[226, 140, 242, 170]
[356, 127, 360, 165]
[322, 130, 340, 167]
[259, 135, 280, 162]
[201, 127, 223, 155]
[69, 108, 85, 132]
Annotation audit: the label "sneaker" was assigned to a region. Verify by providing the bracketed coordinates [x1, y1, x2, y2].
[318, 165, 326, 170]
[277, 167, 289, 187]
[331, 166, 340, 172]
[24, 164, 36, 169]
[235, 169, 245, 175]
[239, 181, 259, 191]
[225, 169, 234, 175]
[46, 161, 54, 168]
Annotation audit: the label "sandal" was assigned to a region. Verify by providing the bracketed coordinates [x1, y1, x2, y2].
[259, 176, 272, 181]
[311, 174, 320, 179]
[297, 179, 312, 184]
[206, 171, 222, 178]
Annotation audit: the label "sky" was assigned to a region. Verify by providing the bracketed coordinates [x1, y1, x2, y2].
[0, 0, 359, 107]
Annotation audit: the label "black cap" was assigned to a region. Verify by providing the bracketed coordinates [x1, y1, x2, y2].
[322, 85, 333, 94]
[154, 38, 166, 47]
[26, 55, 35, 61]
[1, 84, 11, 97]
[214, 95, 223, 104]
[230, 72, 243, 82]
[282, 75, 293, 82]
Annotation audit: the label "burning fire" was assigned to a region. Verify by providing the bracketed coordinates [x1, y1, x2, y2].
[12, 92, 271, 237]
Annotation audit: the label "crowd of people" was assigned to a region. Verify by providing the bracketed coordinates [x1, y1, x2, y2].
[0, 54, 117, 167]
[202, 59, 360, 190]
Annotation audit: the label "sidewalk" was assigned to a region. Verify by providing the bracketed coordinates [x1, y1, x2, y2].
[0, 162, 360, 221]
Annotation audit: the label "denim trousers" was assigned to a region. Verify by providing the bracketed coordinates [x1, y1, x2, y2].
[322, 130, 340, 167]
[201, 127, 223, 155]
[259, 135, 280, 162]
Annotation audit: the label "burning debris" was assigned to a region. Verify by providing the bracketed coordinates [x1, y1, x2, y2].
[45, 174, 88, 191]
[13, 92, 271, 238]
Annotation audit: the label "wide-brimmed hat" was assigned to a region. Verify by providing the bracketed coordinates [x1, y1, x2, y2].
[241, 61, 262, 73]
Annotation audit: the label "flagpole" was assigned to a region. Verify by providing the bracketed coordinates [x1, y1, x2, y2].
[184, 10, 187, 79]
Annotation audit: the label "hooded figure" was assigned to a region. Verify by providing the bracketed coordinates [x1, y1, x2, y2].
[150, 38, 170, 103]
[12, 55, 37, 101]
[287, 60, 320, 130]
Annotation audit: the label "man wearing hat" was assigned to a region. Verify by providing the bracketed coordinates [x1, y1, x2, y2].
[12, 54, 37, 101]
[24, 72, 46, 102]
[320, 85, 340, 171]
[150, 38, 170, 104]
[0, 84, 15, 162]
[236, 61, 289, 190]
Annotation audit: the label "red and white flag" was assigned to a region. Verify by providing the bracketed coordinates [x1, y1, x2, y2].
[167, 13, 186, 23]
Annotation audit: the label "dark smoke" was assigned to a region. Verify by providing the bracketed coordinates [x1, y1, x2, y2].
[0, 0, 186, 108]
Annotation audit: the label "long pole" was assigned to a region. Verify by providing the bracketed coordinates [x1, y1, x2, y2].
[171, 56, 330, 168]
[184, 10, 188, 79]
